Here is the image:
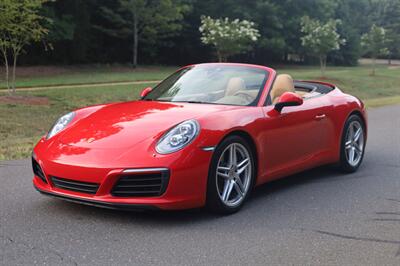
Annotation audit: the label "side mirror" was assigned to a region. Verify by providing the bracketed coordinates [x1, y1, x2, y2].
[274, 92, 303, 112]
[140, 87, 152, 99]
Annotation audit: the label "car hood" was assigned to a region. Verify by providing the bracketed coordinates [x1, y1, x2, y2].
[59, 100, 236, 149]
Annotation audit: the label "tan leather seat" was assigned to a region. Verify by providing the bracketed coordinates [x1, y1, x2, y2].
[214, 77, 249, 105]
[225, 77, 246, 96]
[270, 74, 295, 104]
[296, 90, 308, 97]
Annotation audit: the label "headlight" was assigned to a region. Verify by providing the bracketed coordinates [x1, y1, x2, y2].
[47, 112, 75, 139]
[156, 120, 200, 154]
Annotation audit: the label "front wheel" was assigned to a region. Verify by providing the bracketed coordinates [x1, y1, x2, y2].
[338, 114, 366, 173]
[206, 136, 255, 214]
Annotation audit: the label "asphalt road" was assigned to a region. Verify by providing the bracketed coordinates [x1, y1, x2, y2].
[1, 105, 400, 266]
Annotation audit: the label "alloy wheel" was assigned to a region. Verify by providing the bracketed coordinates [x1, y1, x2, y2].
[345, 120, 365, 167]
[216, 143, 252, 207]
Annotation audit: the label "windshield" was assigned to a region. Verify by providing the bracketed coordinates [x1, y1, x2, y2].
[143, 65, 269, 106]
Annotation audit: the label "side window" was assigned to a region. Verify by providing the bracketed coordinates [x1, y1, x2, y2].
[265, 94, 272, 106]
[264, 77, 276, 106]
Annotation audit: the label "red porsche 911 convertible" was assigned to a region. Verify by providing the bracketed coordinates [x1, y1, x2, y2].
[32, 63, 367, 214]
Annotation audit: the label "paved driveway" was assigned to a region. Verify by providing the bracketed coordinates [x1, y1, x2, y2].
[1, 105, 400, 265]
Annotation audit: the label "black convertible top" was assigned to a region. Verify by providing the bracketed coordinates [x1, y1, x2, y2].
[294, 81, 335, 94]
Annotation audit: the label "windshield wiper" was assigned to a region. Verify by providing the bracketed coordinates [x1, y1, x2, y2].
[174, 100, 205, 104]
[143, 99, 206, 104]
[171, 101, 209, 103]
[187, 101, 205, 104]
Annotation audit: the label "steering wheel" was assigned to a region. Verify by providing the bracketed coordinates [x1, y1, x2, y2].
[234, 92, 254, 103]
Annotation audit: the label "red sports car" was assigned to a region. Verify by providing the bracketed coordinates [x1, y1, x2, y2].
[32, 63, 367, 214]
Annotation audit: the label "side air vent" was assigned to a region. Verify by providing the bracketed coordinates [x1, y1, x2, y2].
[51, 176, 99, 195]
[32, 158, 47, 183]
[111, 169, 169, 197]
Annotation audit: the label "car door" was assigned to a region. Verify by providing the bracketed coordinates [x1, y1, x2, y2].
[260, 97, 333, 177]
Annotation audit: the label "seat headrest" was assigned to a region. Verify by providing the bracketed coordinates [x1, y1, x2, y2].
[270, 74, 295, 103]
[225, 77, 246, 96]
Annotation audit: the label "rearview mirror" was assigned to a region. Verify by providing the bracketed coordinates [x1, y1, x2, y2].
[140, 87, 152, 99]
[274, 92, 303, 112]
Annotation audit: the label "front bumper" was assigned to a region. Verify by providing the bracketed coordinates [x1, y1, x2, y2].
[32, 142, 213, 210]
[34, 184, 159, 211]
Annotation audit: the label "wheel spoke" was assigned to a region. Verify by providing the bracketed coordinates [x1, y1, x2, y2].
[217, 166, 230, 178]
[237, 158, 249, 168]
[229, 144, 237, 167]
[354, 143, 363, 155]
[222, 180, 234, 202]
[349, 147, 355, 164]
[235, 177, 245, 195]
[237, 158, 249, 174]
[217, 170, 230, 179]
[234, 183, 244, 197]
[345, 140, 352, 150]
[348, 124, 354, 142]
[353, 127, 362, 142]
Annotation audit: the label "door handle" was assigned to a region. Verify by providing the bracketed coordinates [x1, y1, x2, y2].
[315, 114, 326, 120]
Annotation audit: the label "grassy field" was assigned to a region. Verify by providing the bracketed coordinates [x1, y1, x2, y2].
[0, 65, 175, 89]
[0, 64, 399, 160]
[283, 65, 400, 100]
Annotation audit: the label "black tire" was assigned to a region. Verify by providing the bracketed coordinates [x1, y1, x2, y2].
[338, 114, 366, 173]
[206, 135, 256, 215]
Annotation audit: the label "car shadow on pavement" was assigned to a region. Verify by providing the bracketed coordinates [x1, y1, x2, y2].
[251, 165, 354, 200]
[39, 165, 359, 225]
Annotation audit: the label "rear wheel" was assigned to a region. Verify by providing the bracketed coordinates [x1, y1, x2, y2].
[339, 115, 366, 172]
[206, 135, 255, 214]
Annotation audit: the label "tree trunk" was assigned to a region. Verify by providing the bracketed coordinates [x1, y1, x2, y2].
[1, 49, 10, 94]
[371, 57, 376, 76]
[319, 55, 326, 77]
[11, 52, 17, 95]
[132, 13, 138, 68]
[217, 50, 222, 62]
[5, 57, 9, 95]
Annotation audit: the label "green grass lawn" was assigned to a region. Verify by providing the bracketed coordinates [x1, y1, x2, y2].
[0, 65, 176, 89]
[0, 83, 152, 160]
[281, 65, 400, 100]
[0, 65, 399, 160]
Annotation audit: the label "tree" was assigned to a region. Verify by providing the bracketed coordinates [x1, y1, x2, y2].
[361, 0, 400, 64]
[0, 0, 49, 95]
[232, 0, 284, 63]
[278, 0, 340, 63]
[376, 0, 400, 63]
[199, 16, 260, 62]
[331, 0, 370, 66]
[0, 0, 391, 67]
[361, 25, 389, 76]
[95, 0, 189, 68]
[300, 16, 345, 77]
[386, 30, 400, 64]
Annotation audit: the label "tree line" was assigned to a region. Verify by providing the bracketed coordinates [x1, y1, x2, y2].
[3, 0, 400, 68]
